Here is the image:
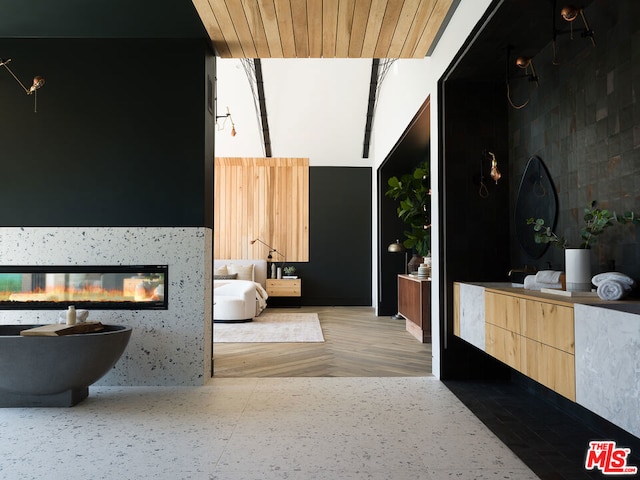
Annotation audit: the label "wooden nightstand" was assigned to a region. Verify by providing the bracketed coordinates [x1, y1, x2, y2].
[266, 279, 302, 306]
[266, 279, 301, 297]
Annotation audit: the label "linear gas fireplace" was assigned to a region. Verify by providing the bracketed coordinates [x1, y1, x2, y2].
[0, 265, 168, 310]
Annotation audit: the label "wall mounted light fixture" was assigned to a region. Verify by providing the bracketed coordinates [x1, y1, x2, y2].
[216, 106, 236, 136]
[478, 150, 500, 197]
[506, 47, 539, 109]
[552, 2, 596, 64]
[488, 151, 501, 184]
[0, 58, 45, 112]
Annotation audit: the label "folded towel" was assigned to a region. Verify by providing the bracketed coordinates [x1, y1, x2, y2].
[597, 280, 630, 301]
[535, 270, 563, 284]
[592, 272, 635, 288]
[524, 275, 562, 291]
[57, 309, 90, 324]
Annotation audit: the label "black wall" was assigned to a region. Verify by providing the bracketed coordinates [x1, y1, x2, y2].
[443, 81, 510, 284]
[377, 98, 430, 316]
[439, 0, 640, 379]
[0, 38, 213, 227]
[508, 0, 640, 281]
[440, 80, 510, 380]
[282, 166, 372, 307]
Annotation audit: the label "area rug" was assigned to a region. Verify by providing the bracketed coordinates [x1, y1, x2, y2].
[214, 312, 324, 343]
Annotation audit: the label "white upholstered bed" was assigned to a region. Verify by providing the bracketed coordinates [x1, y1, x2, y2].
[213, 259, 268, 322]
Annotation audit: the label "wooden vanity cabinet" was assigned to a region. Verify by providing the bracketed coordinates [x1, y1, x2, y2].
[455, 282, 640, 437]
[485, 292, 522, 371]
[484, 290, 576, 401]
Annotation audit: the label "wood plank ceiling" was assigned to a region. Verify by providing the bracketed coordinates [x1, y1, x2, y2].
[192, 0, 457, 58]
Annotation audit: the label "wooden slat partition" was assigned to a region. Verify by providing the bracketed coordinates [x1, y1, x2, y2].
[214, 157, 309, 262]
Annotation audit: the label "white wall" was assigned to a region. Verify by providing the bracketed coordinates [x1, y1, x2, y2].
[370, 0, 494, 378]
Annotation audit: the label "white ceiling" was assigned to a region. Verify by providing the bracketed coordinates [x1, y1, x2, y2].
[214, 58, 376, 166]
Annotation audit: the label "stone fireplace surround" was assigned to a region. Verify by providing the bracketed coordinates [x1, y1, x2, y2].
[0, 227, 213, 386]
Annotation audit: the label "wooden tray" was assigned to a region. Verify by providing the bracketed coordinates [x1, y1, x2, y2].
[20, 322, 104, 337]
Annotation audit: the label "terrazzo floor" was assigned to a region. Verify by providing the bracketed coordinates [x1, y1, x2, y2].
[0, 377, 539, 479]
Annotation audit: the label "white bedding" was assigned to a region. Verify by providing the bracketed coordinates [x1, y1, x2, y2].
[213, 259, 267, 288]
[213, 280, 269, 317]
[254, 282, 268, 315]
[213, 259, 269, 317]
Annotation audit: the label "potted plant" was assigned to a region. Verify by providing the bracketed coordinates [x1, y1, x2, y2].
[385, 161, 431, 259]
[527, 201, 639, 290]
[527, 200, 639, 249]
[282, 266, 297, 278]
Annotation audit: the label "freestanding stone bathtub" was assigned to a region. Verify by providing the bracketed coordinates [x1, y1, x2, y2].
[0, 324, 132, 407]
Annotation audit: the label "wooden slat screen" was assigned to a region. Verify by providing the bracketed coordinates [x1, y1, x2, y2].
[214, 157, 309, 262]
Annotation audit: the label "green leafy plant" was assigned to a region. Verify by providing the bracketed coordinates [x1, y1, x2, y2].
[385, 161, 431, 256]
[283, 266, 296, 276]
[527, 200, 640, 249]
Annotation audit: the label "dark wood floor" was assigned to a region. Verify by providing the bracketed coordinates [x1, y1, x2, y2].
[213, 306, 432, 377]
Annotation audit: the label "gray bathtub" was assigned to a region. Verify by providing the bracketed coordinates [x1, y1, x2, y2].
[0, 324, 132, 407]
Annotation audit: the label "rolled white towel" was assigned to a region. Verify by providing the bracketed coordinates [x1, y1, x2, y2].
[523, 275, 538, 290]
[592, 272, 635, 289]
[524, 275, 562, 291]
[597, 280, 629, 301]
[535, 270, 563, 284]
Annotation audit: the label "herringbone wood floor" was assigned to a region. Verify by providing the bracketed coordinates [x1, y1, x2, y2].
[213, 306, 432, 377]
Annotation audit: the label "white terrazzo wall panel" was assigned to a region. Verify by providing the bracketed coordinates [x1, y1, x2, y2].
[0, 227, 211, 387]
[574, 304, 640, 438]
[458, 283, 486, 351]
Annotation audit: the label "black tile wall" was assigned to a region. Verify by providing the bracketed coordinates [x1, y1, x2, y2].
[508, 0, 640, 280]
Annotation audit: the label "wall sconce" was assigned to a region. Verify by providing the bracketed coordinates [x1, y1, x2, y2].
[0, 58, 45, 112]
[216, 106, 236, 136]
[506, 47, 539, 109]
[478, 150, 500, 198]
[552, 3, 596, 64]
[488, 151, 501, 184]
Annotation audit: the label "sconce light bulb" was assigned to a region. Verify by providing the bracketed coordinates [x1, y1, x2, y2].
[490, 165, 501, 184]
[487, 152, 501, 184]
[231, 124, 237, 137]
[490, 160, 501, 184]
[516, 56, 531, 69]
[29, 76, 45, 93]
[561, 5, 579, 22]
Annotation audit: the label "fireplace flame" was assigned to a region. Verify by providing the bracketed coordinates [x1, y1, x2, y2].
[1, 278, 164, 304]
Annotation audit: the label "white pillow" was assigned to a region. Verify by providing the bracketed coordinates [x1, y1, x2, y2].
[214, 264, 228, 275]
[228, 263, 254, 281]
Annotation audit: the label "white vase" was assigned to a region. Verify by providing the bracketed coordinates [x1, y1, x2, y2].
[565, 248, 591, 292]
